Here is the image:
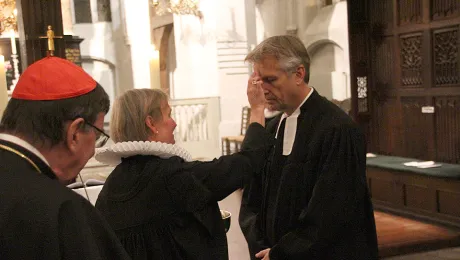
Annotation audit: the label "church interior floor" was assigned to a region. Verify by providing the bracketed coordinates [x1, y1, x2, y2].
[375, 211, 460, 259]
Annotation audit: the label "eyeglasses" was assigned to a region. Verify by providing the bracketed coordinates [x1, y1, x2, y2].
[83, 121, 110, 148]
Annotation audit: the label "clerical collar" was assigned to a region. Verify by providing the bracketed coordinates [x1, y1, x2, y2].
[275, 88, 314, 155]
[0, 133, 50, 166]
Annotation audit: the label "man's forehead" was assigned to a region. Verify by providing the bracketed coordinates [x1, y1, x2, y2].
[253, 56, 280, 74]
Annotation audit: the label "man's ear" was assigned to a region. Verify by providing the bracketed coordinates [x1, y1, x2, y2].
[295, 65, 306, 85]
[65, 118, 85, 152]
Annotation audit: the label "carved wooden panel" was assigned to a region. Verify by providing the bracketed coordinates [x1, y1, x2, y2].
[435, 96, 460, 164]
[398, 0, 422, 25]
[401, 97, 431, 159]
[400, 34, 423, 87]
[353, 0, 460, 164]
[357, 76, 368, 113]
[433, 27, 459, 86]
[431, 0, 460, 20]
[370, 0, 393, 29]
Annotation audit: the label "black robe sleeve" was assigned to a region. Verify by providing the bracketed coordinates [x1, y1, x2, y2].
[58, 198, 131, 259]
[239, 121, 279, 257]
[182, 122, 272, 201]
[269, 125, 369, 259]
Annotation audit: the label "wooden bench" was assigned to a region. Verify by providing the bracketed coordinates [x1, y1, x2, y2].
[366, 155, 460, 229]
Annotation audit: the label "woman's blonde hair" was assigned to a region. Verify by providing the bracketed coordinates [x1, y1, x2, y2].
[110, 89, 169, 143]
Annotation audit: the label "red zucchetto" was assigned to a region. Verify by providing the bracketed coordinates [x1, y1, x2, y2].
[12, 57, 97, 100]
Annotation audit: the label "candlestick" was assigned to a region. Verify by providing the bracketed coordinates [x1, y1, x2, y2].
[10, 53, 19, 91]
[0, 56, 9, 118]
[10, 30, 16, 55]
[149, 45, 160, 89]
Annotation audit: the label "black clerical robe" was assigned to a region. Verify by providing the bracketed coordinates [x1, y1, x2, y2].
[0, 139, 131, 260]
[95, 123, 272, 260]
[239, 91, 379, 260]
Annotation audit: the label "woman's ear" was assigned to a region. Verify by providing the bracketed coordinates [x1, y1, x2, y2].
[145, 116, 158, 134]
[65, 118, 85, 152]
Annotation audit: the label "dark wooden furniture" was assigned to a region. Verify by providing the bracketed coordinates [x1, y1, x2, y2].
[64, 35, 84, 67]
[221, 106, 251, 155]
[367, 155, 460, 229]
[16, 0, 65, 69]
[348, 0, 460, 164]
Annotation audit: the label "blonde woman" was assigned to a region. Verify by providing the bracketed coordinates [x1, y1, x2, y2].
[95, 77, 269, 260]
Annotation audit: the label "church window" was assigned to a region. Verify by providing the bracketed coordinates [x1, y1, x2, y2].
[97, 0, 112, 22]
[74, 0, 93, 23]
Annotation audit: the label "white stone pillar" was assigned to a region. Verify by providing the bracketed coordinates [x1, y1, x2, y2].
[286, 0, 297, 35]
[244, 0, 257, 73]
[123, 0, 152, 89]
[61, 0, 74, 35]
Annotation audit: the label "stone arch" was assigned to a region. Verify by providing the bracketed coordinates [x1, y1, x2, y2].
[306, 39, 350, 106]
[306, 39, 343, 56]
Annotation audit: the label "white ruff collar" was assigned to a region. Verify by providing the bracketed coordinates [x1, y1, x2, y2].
[95, 141, 193, 166]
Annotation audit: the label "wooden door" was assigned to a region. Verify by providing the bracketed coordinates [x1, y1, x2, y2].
[348, 0, 460, 164]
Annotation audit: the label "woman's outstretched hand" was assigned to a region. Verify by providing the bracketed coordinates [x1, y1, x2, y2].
[247, 72, 265, 126]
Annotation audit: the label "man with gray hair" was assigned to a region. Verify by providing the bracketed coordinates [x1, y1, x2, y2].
[239, 35, 378, 259]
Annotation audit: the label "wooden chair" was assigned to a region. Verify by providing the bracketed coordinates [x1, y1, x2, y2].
[221, 106, 251, 155]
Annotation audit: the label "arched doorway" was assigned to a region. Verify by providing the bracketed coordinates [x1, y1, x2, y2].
[308, 41, 348, 101]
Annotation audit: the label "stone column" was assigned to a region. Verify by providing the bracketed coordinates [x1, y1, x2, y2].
[286, 0, 298, 35]
[244, 0, 257, 74]
[61, 0, 74, 35]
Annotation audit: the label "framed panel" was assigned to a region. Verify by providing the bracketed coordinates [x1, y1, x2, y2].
[432, 26, 459, 87]
[400, 33, 423, 87]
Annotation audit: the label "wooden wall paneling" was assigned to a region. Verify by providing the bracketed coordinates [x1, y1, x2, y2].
[431, 0, 460, 21]
[434, 96, 460, 163]
[405, 183, 437, 212]
[400, 33, 423, 87]
[398, 0, 423, 26]
[368, 168, 405, 205]
[16, 0, 65, 69]
[347, 0, 369, 122]
[432, 26, 459, 87]
[438, 189, 460, 216]
[376, 97, 403, 156]
[401, 97, 433, 159]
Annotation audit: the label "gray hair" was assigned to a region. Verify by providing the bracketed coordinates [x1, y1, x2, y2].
[245, 35, 310, 83]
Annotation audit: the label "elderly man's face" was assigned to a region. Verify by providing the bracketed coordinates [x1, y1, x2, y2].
[254, 56, 300, 113]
